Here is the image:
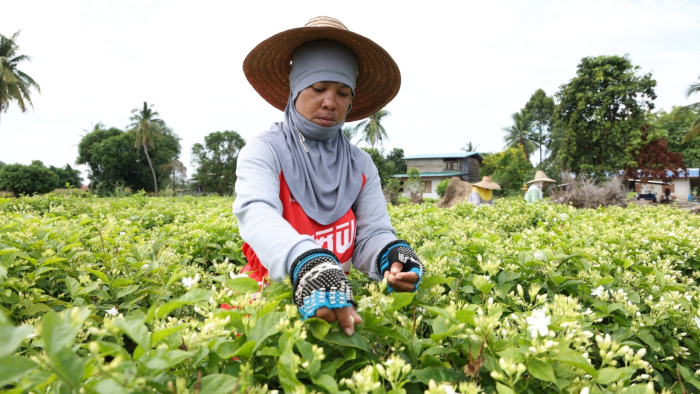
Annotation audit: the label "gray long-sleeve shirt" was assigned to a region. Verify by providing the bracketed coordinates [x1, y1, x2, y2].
[232, 137, 397, 283]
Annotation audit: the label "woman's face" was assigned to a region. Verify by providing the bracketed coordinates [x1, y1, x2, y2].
[295, 82, 352, 127]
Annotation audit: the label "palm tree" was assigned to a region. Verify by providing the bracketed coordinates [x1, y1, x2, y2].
[352, 109, 390, 148]
[461, 141, 480, 152]
[503, 110, 536, 161]
[545, 125, 566, 163]
[681, 75, 700, 143]
[0, 31, 40, 124]
[341, 126, 356, 142]
[128, 102, 165, 196]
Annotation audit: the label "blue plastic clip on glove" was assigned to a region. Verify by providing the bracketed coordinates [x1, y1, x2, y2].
[290, 249, 355, 321]
[376, 240, 424, 293]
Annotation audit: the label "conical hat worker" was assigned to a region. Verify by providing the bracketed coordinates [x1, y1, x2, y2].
[232, 17, 424, 336]
[468, 176, 501, 206]
[524, 170, 556, 203]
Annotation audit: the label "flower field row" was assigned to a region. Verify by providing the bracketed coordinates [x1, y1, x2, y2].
[1, 194, 699, 393]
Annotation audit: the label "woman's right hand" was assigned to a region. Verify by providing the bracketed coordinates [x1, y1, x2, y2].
[291, 249, 359, 335]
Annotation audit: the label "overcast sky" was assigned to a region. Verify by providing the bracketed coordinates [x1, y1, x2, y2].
[2, 0, 699, 182]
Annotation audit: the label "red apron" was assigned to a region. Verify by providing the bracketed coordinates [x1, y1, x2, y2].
[240, 172, 365, 283]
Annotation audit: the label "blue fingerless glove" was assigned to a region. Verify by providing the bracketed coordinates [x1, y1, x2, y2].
[376, 240, 424, 293]
[290, 249, 354, 320]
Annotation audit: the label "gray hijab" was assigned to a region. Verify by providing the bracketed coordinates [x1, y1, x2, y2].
[259, 40, 365, 226]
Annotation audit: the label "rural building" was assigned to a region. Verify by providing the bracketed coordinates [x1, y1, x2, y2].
[392, 152, 483, 199]
[627, 168, 700, 200]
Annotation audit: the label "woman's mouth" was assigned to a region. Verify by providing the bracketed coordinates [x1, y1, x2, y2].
[316, 117, 335, 126]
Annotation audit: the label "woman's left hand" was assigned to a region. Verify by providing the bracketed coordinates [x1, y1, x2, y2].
[385, 262, 420, 292]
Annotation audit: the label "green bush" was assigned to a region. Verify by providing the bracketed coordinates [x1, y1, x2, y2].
[436, 178, 450, 197]
[0, 162, 59, 195]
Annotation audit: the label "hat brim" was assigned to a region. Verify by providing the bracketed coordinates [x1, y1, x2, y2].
[472, 182, 501, 190]
[243, 26, 401, 122]
[527, 178, 555, 184]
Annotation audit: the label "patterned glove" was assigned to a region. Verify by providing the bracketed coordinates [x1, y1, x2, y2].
[290, 249, 354, 320]
[376, 240, 424, 293]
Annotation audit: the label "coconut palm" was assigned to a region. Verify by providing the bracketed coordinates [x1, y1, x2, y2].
[341, 126, 356, 142]
[503, 110, 536, 161]
[0, 31, 40, 124]
[128, 102, 165, 196]
[352, 109, 390, 148]
[461, 141, 480, 152]
[681, 75, 700, 143]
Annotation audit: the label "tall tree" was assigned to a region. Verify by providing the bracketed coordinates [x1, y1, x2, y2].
[385, 147, 407, 174]
[352, 109, 390, 148]
[681, 74, 700, 143]
[553, 55, 656, 176]
[503, 110, 536, 161]
[662, 106, 700, 167]
[479, 148, 534, 196]
[48, 164, 82, 188]
[341, 126, 356, 142]
[523, 89, 555, 164]
[191, 131, 246, 195]
[128, 102, 165, 196]
[461, 141, 480, 152]
[0, 31, 40, 124]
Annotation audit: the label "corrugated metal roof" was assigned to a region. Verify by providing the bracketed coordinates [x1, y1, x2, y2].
[675, 168, 699, 178]
[402, 152, 482, 160]
[392, 172, 469, 178]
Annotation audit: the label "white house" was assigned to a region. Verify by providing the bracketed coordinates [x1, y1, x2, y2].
[627, 168, 700, 201]
[392, 152, 483, 199]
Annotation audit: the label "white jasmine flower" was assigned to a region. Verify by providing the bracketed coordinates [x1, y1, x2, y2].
[526, 307, 551, 338]
[230, 272, 247, 279]
[182, 273, 200, 289]
[106, 307, 119, 316]
[591, 286, 605, 297]
[694, 312, 700, 329]
[580, 388, 590, 394]
[119, 232, 126, 235]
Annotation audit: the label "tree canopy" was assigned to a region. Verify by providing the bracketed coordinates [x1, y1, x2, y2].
[503, 110, 536, 161]
[353, 110, 390, 148]
[48, 164, 82, 188]
[0, 161, 58, 195]
[554, 55, 657, 176]
[191, 130, 246, 195]
[657, 107, 700, 167]
[0, 31, 40, 123]
[128, 102, 166, 196]
[681, 74, 700, 143]
[480, 148, 534, 196]
[77, 125, 181, 194]
[523, 89, 555, 164]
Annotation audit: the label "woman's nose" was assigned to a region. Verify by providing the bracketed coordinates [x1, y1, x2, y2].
[321, 92, 337, 109]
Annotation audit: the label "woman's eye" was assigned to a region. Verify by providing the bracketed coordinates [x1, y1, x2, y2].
[312, 87, 324, 93]
[339, 92, 350, 97]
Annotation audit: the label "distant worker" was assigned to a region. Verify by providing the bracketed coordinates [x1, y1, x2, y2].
[468, 176, 501, 206]
[524, 171, 555, 203]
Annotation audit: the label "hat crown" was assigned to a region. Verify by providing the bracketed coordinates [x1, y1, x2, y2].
[305, 16, 348, 30]
[482, 176, 493, 182]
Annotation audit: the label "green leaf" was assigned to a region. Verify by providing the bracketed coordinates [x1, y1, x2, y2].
[152, 324, 186, 345]
[248, 312, 284, 351]
[527, 358, 557, 383]
[0, 356, 38, 387]
[233, 341, 256, 358]
[90, 378, 128, 394]
[65, 277, 80, 298]
[555, 350, 597, 376]
[42, 308, 90, 357]
[496, 383, 515, 394]
[596, 367, 626, 385]
[196, 374, 238, 394]
[20, 302, 54, 317]
[0, 324, 34, 358]
[225, 277, 260, 294]
[472, 274, 494, 294]
[388, 292, 415, 313]
[312, 374, 339, 393]
[422, 346, 457, 357]
[113, 316, 151, 350]
[50, 347, 86, 389]
[156, 289, 214, 319]
[324, 331, 372, 353]
[214, 341, 240, 359]
[87, 268, 111, 285]
[412, 368, 466, 385]
[278, 345, 304, 393]
[421, 275, 451, 288]
[142, 350, 194, 373]
[306, 318, 332, 340]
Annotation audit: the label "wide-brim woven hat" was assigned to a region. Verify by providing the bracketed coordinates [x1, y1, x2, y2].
[243, 16, 401, 122]
[472, 176, 502, 190]
[527, 170, 556, 184]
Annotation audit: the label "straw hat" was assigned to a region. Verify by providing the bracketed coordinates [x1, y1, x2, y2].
[243, 16, 401, 122]
[472, 176, 502, 190]
[527, 170, 555, 184]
